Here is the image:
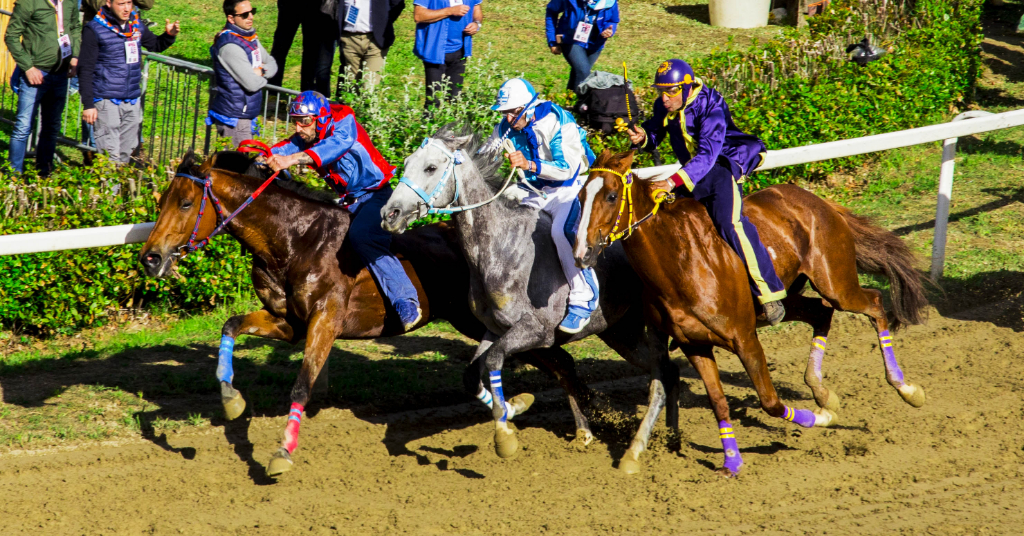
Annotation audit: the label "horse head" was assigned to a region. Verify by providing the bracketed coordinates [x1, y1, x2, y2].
[139, 150, 224, 278]
[381, 127, 477, 233]
[573, 149, 638, 268]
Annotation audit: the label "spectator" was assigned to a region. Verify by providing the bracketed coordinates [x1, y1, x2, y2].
[4, 0, 81, 176]
[413, 0, 482, 110]
[545, 0, 618, 96]
[79, 0, 179, 164]
[336, 0, 405, 95]
[208, 0, 278, 147]
[267, 0, 331, 92]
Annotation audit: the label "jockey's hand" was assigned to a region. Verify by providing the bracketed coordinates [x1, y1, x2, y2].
[166, 19, 180, 36]
[266, 153, 296, 172]
[650, 177, 677, 200]
[505, 150, 530, 171]
[626, 124, 646, 145]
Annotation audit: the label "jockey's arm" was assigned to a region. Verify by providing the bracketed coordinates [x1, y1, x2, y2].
[633, 105, 667, 152]
[530, 122, 586, 184]
[675, 105, 727, 190]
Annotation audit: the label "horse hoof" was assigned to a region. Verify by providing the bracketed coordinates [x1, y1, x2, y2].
[222, 391, 247, 421]
[494, 428, 519, 459]
[898, 383, 926, 408]
[573, 428, 594, 448]
[509, 393, 535, 417]
[267, 448, 293, 477]
[716, 467, 739, 478]
[618, 457, 642, 475]
[823, 389, 841, 413]
[813, 408, 838, 427]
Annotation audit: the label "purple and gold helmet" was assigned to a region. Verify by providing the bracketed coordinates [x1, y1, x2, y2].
[289, 90, 333, 139]
[652, 59, 695, 98]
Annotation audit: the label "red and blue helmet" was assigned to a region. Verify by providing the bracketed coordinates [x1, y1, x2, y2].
[652, 59, 696, 98]
[289, 90, 333, 139]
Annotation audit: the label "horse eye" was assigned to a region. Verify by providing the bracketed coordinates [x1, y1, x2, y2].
[606, 192, 618, 202]
[426, 165, 437, 173]
[180, 199, 193, 210]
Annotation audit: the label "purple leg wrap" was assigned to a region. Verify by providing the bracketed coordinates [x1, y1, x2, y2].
[781, 405, 816, 428]
[808, 335, 827, 383]
[719, 421, 743, 474]
[489, 370, 508, 423]
[879, 330, 905, 387]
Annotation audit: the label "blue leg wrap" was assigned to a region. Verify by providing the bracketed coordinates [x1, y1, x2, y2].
[489, 370, 508, 423]
[217, 335, 235, 384]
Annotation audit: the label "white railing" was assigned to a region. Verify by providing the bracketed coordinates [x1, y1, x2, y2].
[3, 109, 1024, 278]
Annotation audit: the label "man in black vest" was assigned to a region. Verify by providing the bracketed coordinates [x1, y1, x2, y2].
[78, 0, 178, 164]
[208, 0, 278, 147]
[336, 0, 405, 96]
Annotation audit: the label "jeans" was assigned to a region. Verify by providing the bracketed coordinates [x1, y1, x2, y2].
[9, 70, 68, 175]
[346, 185, 420, 309]
[562, 44, 602, 93]
[423, 49, 467, 109]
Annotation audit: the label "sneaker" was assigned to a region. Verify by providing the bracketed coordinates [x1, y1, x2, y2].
[763, 300, 786, 326]
[558, 307, 592, 334]
[396, 300, 422, 331]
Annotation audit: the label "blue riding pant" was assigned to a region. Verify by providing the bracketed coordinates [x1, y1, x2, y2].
[345, 185, 420, 309]
[681, 160, 786, 304]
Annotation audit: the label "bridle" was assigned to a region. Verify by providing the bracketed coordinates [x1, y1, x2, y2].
[588, 166, 673, 246]
[397, 137, 518, 215]
[172, 168, 279, 257]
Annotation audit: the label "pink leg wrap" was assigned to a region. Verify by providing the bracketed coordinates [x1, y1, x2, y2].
[283, 402, 303, 453]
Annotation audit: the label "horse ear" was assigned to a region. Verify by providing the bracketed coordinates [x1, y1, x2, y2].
[198, 153, 217, 175]
[449, 134, 475, 150]
[621, 150, 636, 168]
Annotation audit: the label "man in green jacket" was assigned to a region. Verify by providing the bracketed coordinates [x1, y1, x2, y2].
[4, 0, 81, 176]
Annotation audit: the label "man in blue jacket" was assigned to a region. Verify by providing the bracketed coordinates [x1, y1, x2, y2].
[208, 0, 278, 147]
[79, 0, 179, 164]
[546, 0, 618, 95]
[266, 91, 422, 330]
[625, 59, 787, 325]
[413, 0, 482, 109]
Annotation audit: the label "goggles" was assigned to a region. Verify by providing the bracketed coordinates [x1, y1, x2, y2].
[656, 85, 685, 99]
[291, 115, 315, 127]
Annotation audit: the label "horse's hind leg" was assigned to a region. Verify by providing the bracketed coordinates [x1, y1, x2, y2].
[617, 329, 676, 475]
[784, 296, 841, 412]
[219, 309, 295, 420]
[522, 347, 596, 447]
[681, 344, 743, 476]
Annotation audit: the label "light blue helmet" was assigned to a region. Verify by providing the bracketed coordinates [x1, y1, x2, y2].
[492, 78, 537, 112]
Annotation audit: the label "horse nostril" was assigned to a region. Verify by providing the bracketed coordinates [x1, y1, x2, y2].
[142, 253, 162, 269]
[387, 209, 399, 223]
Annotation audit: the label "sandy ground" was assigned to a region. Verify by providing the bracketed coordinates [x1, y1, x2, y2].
[1, 308, 1022, 535]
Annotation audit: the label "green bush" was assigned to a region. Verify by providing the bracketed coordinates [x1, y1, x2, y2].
[0, 157, 252, 335]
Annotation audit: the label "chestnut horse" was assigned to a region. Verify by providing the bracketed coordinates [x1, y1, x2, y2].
[573, 150, 928, 475]
[139, 151, 595, 477]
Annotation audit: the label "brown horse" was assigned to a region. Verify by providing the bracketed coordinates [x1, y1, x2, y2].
[139, 151, 596, 477]
[573, 150, 928, 475]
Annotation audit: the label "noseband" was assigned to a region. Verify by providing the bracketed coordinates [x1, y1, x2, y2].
[173, 168, 279, 257]
[588, 166, 673, 247]
[397, 138, 519, 215]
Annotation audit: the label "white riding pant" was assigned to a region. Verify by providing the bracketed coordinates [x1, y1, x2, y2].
[520, 181, 600, 314]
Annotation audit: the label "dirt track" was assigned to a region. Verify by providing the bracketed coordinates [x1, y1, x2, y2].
[1, 309, 1022, 535]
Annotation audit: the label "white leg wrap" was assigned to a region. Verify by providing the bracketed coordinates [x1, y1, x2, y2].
[476, 387, 494, 408]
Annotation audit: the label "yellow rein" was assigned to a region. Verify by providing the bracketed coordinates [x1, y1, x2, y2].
[588, 167, 672, 244]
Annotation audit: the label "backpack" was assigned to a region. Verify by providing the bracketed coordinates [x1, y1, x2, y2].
[576, 84, 640, 135]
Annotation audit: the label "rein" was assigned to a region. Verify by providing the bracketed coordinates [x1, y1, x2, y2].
[174, 169, 279, 257]
[397, 138, 518, 215]
[589, 166, 672, 245]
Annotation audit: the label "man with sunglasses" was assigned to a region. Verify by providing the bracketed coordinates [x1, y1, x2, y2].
[624, 58, 786, 325]
[485, 77, 598, 334]
[208, 0, 278, 147]
[264, 90, 423, 331]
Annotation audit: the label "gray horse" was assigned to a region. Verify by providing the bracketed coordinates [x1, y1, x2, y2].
[381, 125, 678, 473]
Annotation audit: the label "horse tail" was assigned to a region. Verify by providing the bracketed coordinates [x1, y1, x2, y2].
[829, 201, 929, 331]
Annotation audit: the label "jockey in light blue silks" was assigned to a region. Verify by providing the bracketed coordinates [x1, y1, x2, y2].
[266, 90, 423, 330]
[485, 78, 599, 333]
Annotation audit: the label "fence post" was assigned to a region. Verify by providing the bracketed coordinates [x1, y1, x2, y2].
[930, 110, 994, 280]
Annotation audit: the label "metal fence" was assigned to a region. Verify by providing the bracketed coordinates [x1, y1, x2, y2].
[0, 8, 299, 167]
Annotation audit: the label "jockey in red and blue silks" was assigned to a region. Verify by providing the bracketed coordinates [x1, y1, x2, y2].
[624, 59, 787, 325]
[266, 90, 422, 330]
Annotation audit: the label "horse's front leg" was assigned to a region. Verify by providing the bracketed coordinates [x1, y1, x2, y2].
[462, 332, 536, 421]
[219, 309, 295, 420]
[267, 308, 339, 477]
[480, 321, 549, 459]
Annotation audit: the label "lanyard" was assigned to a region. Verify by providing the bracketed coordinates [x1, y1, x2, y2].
[47, 0, 64, 36]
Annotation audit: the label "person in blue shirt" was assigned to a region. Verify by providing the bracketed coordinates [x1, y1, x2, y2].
[266, 90, 423, 330]
[625, 59, 786, 325]
[545, 0, 618, 95]
[485, 78, 598, 333]
[413, 0, 482, 109]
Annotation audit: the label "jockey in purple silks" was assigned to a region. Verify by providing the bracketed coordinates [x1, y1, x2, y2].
[624, 58, 787, 326]
[266, 90, 422, 330]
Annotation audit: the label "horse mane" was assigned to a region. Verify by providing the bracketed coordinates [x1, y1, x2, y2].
[433, 123, 506, 192]
[176, 149, 341, 207]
